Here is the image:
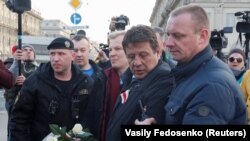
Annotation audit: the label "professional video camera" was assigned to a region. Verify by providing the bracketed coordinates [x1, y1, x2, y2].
[210, 27, 232, 61]
[114, 15, 130, 31]
[234, 11, 250, 64]
[210, 27, 233, 50]
[235, 11, 250, 33]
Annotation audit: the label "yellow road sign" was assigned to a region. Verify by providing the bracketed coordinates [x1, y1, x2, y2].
[69, 0, 82, 9]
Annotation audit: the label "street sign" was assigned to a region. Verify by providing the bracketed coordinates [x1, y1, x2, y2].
[70, 13, 81, 25]
[63, 25, 89, 30]
[69, 0, 82, 10]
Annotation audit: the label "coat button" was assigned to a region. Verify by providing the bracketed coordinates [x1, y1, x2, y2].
[198, 106, 210, 117]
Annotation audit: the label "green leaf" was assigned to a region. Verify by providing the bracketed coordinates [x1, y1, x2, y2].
[59, 126, 67, 135]
[76, 132, 93, 138]
[49, 124, 61, 135]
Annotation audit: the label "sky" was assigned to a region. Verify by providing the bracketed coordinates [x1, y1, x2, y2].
[32, 0, 156, 44]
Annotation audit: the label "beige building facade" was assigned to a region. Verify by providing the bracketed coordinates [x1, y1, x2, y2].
[0, 0, 43, 59]
[150, 0, 250, 53]
[41, 20, 71, 38]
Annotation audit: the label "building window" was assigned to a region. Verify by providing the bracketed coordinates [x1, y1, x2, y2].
[226, 13, 235, 27]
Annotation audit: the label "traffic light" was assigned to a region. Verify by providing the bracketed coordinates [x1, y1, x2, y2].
[6, 0, 31, 13]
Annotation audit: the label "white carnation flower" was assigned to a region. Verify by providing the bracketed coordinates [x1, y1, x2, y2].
[72, 123, 83, 135]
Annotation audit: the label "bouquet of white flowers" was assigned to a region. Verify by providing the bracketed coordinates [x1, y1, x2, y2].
[43, 123, 96, 141]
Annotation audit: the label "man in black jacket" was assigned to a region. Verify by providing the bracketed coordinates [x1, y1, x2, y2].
[106, 25, 174, 141]
[9, 37, 94, 141]
[72, 35, 106, 140]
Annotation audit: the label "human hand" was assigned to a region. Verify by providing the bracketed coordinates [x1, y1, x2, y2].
[13, 49, 23, 60]
[98, 50, 109, 62]
[16, 75, 25, 85]
[134, 117, 156, 125]
[109, 16, 116, 32]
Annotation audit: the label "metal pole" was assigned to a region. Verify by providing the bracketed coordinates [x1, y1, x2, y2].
[18, 12, 22, 76]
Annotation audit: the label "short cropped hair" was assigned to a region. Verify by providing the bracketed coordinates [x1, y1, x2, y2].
[72, 35, 90, 47]
[72, 34, 89, 42]
[170, 4, 210, 32]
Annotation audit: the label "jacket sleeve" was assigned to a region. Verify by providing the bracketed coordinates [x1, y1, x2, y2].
[144, 76, 174, 124]
[9, 77, 36, 141]
[8, 59, 19, 81]
[0, 60, 14, 89]
[182, 83, 247, 124]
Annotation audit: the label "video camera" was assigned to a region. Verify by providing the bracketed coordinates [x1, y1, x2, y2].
[114, 15, 129, 31]
[235, 11, 250, 33]
[210, 27, 233, 50]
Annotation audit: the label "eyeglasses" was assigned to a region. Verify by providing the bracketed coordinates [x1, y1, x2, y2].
[228, 57, 243, 63]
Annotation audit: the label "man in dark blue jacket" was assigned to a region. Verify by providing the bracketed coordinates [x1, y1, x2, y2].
[9, 37, 94, 141]
[164, 5, 247, 124]
[137, 5, 247, 125]
[106, 25, 174, 141]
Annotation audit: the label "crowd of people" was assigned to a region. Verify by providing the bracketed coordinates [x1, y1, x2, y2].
[0, 4, 249, 141]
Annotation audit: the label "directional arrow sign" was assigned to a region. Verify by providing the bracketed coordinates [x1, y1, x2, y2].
[63, 25, 89, 30]
[70, 13, 82, 25]
[69, 0, 82, 9]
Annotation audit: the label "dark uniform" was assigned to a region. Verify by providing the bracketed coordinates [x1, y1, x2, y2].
[9, 37, 94, 141]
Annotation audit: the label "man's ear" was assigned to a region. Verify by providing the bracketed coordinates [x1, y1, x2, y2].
[156, 47, 162, 60]
[71, 51, 76, 60]
[199, 28, 209, 46]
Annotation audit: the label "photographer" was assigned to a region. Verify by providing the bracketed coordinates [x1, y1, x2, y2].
[96, 43, 111, 70]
